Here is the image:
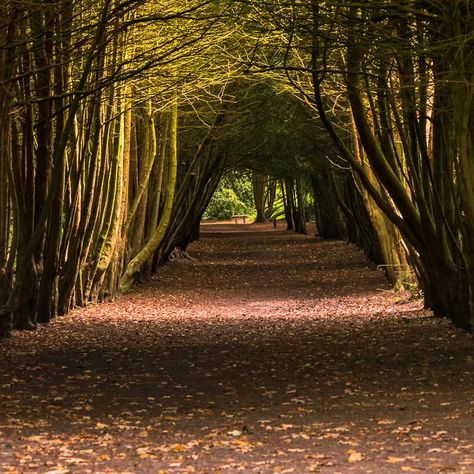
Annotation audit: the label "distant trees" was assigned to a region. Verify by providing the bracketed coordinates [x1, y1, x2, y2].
[203, 171, 254, 220]
[204, 80, 399, 273]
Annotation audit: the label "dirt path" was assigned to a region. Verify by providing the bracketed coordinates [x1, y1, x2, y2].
[1, 223, 473, 473]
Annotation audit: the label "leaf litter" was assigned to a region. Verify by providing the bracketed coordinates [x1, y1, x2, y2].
[0, 222, 473, 473]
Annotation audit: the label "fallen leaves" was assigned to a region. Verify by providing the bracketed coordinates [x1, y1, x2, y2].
[387, 456, 407, 463]
[170, 443, 187, 452]
[347, 450, 363, 463]
[376, 418, 396, 425]
[1, 225, 473, 473]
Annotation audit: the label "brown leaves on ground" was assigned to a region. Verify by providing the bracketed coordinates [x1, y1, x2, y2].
[0, 223, 473, 473]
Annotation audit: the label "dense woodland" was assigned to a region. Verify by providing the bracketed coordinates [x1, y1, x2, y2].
[0, 0, 473, 335]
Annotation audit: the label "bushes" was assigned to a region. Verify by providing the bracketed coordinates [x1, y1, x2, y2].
[203, 172, 254, 220]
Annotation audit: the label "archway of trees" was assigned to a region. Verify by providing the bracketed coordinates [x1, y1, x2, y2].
[1, 0, 473, 336]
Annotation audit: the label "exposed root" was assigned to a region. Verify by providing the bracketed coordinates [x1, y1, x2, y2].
[168, 247, 198, 262]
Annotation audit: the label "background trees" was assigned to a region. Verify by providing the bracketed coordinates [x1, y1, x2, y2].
[203, 171, 255, 221]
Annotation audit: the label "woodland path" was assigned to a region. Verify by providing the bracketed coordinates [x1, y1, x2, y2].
[0, 223, 473, 474]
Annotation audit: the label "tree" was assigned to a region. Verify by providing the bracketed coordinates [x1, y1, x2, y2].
[241, 0, 474, 328]
[0, 0, 242, 335]
[203, 171, 254, 220]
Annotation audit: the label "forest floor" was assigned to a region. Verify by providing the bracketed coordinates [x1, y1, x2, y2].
[1, 223, 473, 474]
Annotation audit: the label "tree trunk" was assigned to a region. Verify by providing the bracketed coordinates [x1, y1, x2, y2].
[252, 172, 267, 223]
[120, 98, 178, 292]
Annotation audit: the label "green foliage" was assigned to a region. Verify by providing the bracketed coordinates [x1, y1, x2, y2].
[204, 171, 254, 220]
[223, 171, 254, 206]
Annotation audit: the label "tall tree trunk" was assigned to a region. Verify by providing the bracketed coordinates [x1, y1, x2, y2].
[252, 172, 267, 223]
[120, 98, 178, 291]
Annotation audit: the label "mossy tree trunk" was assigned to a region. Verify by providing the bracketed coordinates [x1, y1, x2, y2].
[119, 99, 178, 292]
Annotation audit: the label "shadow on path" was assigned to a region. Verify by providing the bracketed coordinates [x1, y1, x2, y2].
[1, 223, 473, 473]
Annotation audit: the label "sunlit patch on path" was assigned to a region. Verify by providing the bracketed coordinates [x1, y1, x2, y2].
[1, 223, 473, 473]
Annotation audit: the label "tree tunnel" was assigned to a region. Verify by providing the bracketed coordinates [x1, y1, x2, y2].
[1, 1, 473, 336]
